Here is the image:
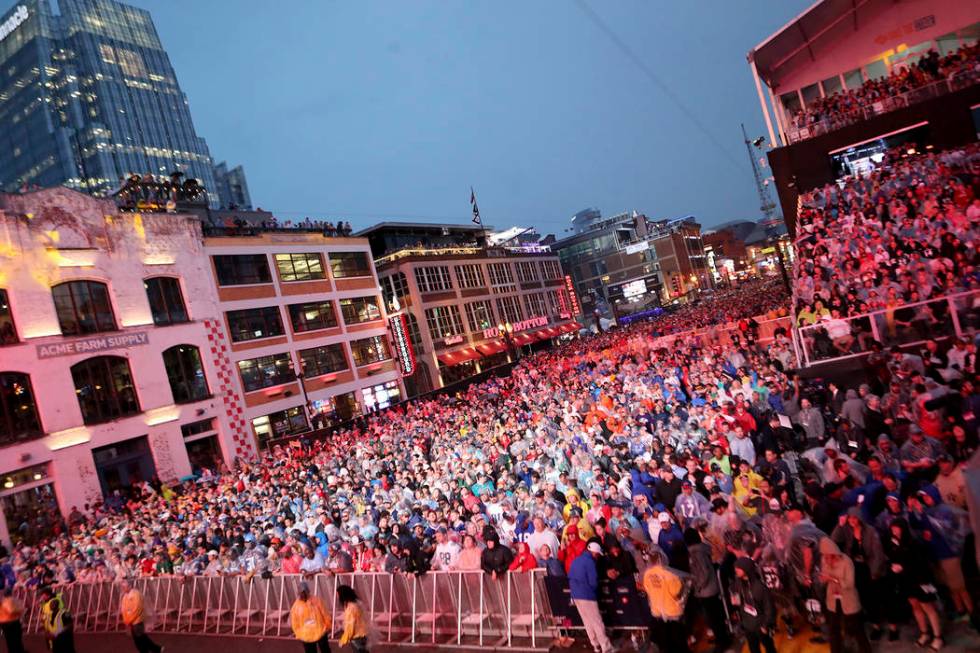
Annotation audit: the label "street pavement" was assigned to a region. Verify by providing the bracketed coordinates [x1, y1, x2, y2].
[19, 622, 980, 652]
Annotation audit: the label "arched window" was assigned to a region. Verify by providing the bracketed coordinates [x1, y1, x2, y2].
[0, 372, 41, 445]
[71, 356, 139, 424]
[144, 277, 188, 326]
[52, 281, 116, 336]
[162, 345, 209, 403]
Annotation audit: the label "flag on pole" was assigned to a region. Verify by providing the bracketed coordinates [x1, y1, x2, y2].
[470, 187, 482, 225]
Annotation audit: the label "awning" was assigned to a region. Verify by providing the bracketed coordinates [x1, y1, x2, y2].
[476, 341, 508, 356]
[532, 326, 561, 340]
[513, 331, 539, 346]
[437, 347, 481, 366]
[557, 321, 582, 334]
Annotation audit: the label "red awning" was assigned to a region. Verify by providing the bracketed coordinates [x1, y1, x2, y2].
[513, 331, 538, 346]
[533, 327, 560, 340]
[558, 321, 583, 334]
[437, 347, 482, 366]
[476, 341, 508, 356]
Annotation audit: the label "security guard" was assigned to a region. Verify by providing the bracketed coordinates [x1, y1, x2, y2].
[39, 585, 75, 653]
[290, 581, 332, 653]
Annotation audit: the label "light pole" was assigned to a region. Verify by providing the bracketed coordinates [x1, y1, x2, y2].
[293, 360, 314, 431]
[499, 321, 519, 362]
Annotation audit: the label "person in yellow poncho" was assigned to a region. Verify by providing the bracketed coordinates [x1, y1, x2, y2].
[337, 584, 369, 652]
[290, 581, 332, 652]
[641, 548, 690, 652]
[119, 579, 163, 653]
[731, 469, 765, 516]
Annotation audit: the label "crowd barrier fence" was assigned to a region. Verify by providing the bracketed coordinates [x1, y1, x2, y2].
[12, 571, 560, 651]
[796, 290, 978, 367]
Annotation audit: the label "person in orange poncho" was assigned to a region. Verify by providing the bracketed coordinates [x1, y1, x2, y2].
[119, 578, 162, 653]
[290, 581, 332, 652]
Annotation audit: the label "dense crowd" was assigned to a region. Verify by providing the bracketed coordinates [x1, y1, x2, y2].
[788, 43, 980, 139]
[0, 276, 976, 652]
[793, 142, 980, 356]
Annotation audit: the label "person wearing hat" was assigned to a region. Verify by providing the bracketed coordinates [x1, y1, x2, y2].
[120, 578, 163, 653]
[731, 557, 776, 653]
[39, 585, 75, 653]
[568, 540, 613, 653]
[290, 581, 332, 652]
[0, 587, 25, 653]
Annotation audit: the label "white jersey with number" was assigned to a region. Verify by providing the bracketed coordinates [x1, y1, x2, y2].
[433, 542, 461, 570]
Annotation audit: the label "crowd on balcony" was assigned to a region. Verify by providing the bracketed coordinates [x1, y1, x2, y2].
[0, 275, 976, 652]
[208, 216, 354, 237]
[793, 142, 980, 356]
[788, 42, 980, 139]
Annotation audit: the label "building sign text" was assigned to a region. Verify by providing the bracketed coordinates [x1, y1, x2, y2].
[483, 316, 548, 339]
[0, 6, 28, 43]
[388, 314, 416, 377]
[36, 331, 149, 359]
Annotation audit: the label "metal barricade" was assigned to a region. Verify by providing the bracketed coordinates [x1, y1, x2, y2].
[796, 290, 978, 367]
[13, 571, 558, 650]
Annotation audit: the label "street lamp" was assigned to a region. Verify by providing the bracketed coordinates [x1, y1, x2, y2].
[293, 360, 314, 431]
[498, 322, 519, 362]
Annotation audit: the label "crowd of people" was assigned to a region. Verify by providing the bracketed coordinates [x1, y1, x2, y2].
[210, 216, 355, 237]
[787, 43, 980, 140]
[0, 273, 975, 652]
[793, 141, 980, 357]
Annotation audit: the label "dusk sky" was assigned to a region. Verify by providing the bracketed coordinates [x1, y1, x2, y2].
[129, 0, 811, 234]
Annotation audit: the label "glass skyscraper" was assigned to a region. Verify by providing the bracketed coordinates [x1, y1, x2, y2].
[0, 0, 242, 205]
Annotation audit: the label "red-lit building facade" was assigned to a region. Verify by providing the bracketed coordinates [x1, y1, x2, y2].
[358, 223, 580, 397]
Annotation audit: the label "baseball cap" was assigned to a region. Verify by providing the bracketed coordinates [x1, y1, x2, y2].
[658, 513, 671, 524]
[586, 542, 603, 555]
[768, 498, 781, 512]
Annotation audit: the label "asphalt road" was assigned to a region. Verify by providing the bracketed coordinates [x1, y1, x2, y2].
[18, 622, 980, 653]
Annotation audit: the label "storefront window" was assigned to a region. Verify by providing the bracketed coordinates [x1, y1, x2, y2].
[360, 381, 402, 412]
[1, 464, 59, 545]
[252, 406, 308, 448]
[438, 359, 477, 386]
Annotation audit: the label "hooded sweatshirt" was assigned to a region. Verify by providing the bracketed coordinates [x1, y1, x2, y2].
[840, 389, 866, 429]
[731, 558, 774, 633]
[818, 537, 861, 614]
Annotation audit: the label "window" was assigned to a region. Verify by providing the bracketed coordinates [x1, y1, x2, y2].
[843, 67, 864, 90]
[464, 300, 495, 332]
[226, 307, 284, 342]
[414, 266, 453, 293]
[252, 406, 308, 446]
[821, 75, 843, 97]
[425, 305, 464, 339]
[546, 289, 565, 316]
[237, 352, 294, 392]
[0, 372, 41, 445]
[515, 261, 538, 284]
[163, 345, 209, 403]
[800, 82, 821, 106]
[71, 356, 140, 424]
[144, 277, 188, 326]
[0, 290, 17, 344]
[329, 251, 371, 278]
[454, 264, 486, 289]
[339, 296, 382, 325]
[350, 335, 392, 366]
[405, 312, 424, 353]
[523, 293, 547, 319]
[181, 418, 215, 438]
[299, 344, 348, 377]
[495, 296, 524, 324]
[213, 254, 271, 286]
[52, 281, 116, 335]
[361, 380, 401, 412]
[288, 301, 338, 332]
[488, 263, 514, 286]
[539, 260, 562, 280]
[274, 253, 324, 282]
[380, 272, 409, 313]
